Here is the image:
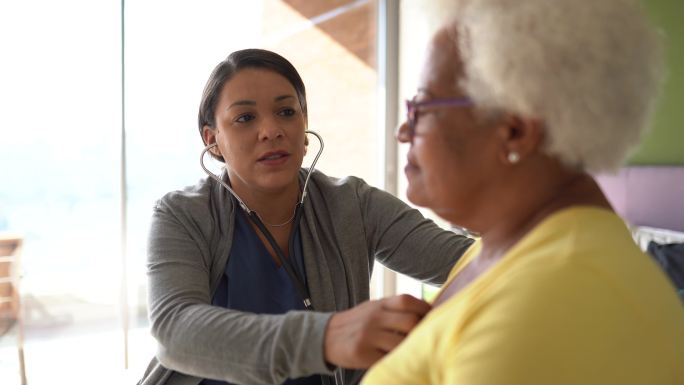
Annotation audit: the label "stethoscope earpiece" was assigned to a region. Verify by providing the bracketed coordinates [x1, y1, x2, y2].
[206, 142, 219, 156]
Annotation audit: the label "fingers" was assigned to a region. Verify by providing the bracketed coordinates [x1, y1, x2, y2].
[348, 330, 405, 368]
[372, 329, 407, 354]
[381, 294, 432, 317]
[323, 294, 432, 369]
[374, 309, 422, 335]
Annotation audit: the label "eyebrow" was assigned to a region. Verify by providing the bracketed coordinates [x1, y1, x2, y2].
[275, 95, 295, 102]
[226, 100, 256, 110]
[226, 95, 296, 111]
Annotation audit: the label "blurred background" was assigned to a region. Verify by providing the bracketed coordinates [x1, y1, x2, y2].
[0, 0, 681, 383]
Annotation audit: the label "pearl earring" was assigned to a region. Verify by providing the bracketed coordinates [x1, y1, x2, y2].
[507, 151, 520, 164]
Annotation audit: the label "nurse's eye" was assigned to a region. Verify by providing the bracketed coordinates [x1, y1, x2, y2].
[278, 108, 296, 117]
[235, 113, 255, 123]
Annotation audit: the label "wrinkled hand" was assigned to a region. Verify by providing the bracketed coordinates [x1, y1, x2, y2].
[323, 294, 431, 369]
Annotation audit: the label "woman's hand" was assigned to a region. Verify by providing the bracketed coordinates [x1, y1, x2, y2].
[323, 294, 431, 369]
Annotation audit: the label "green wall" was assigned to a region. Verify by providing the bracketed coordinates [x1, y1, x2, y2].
[630, 0, 684, 164]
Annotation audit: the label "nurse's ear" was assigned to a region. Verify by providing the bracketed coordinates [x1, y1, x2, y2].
[202, 125, 223, 159]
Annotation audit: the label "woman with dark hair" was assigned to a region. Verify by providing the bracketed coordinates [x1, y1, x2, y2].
[138, 49, 472, 385]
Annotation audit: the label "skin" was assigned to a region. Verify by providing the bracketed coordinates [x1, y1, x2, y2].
[397, 28, 613, 306]
[202, 67, 432, 369]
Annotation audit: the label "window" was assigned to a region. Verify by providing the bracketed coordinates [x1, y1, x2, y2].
[0, 1, 386, 382]
[0, 0, 123, 382]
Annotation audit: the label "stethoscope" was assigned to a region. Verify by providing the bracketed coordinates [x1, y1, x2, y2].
[199, 130, 324, 311]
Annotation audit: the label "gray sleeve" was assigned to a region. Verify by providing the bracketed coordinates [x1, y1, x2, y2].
[355, 181, 473, 285]
[147, 200, 334, 384]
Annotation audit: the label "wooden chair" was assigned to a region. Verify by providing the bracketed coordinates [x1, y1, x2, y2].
[0, 234, 27, 385]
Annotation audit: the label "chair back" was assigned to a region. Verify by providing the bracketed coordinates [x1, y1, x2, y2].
[0, 234, 23, 332]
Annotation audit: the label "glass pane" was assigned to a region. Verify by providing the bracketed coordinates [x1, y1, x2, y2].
[1, 1, 382, 382]
[0, 0, 123, 383]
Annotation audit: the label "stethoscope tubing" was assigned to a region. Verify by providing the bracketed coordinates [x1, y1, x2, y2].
[199, 130, 324, 310]
[247, 203, 312, 309]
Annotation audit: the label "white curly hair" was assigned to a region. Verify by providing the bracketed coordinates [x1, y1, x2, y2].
[437, 0, 664, 173]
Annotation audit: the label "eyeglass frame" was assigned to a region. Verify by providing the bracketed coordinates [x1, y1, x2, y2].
[402, 96, 473, 140]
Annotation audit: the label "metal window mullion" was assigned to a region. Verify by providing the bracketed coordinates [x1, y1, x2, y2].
[377, 0, 400, 297]
[119, 0, 129, 370]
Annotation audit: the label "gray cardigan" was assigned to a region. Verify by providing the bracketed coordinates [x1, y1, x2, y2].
[139, 170, 472, 385]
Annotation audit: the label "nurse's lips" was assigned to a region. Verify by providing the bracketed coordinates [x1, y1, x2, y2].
[258, 150, 290, 165]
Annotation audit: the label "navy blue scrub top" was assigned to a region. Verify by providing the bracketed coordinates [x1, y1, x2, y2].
[200, 209, 322, 385]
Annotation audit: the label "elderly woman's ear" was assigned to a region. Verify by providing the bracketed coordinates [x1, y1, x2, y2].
[494, 114, 545, 165]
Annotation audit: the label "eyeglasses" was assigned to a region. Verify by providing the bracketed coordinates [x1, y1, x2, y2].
[403, 96, 473, 139]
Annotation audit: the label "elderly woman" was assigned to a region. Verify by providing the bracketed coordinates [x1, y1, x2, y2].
[138, 49, 472, 385]
[362, 0, 684, 384]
